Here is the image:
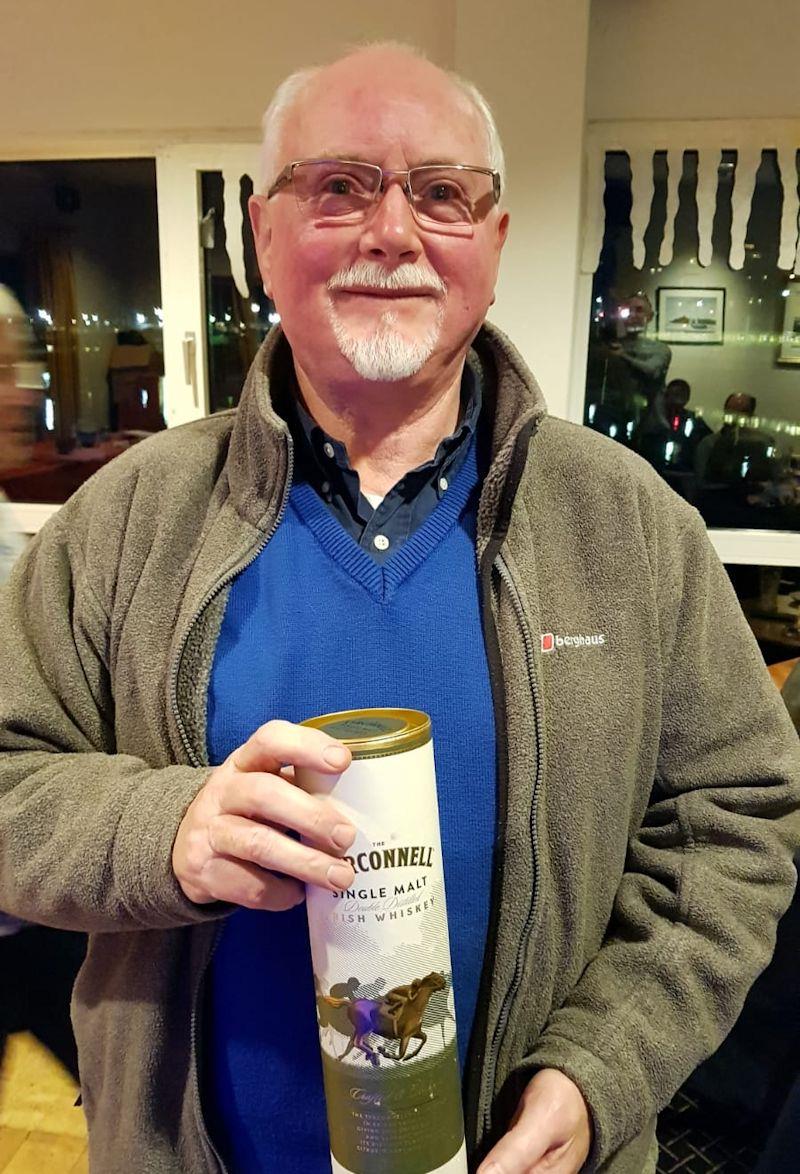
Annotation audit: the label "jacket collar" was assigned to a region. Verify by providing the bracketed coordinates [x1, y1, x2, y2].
[225, 320, 548, 535]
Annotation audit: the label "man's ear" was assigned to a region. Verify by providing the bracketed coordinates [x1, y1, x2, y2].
[248, 194, 273, 298]
[489, 211, 510, 307]
[496, 209, 510, 251]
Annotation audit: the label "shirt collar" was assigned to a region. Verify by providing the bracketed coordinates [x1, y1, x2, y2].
[288, 363, 482, 506]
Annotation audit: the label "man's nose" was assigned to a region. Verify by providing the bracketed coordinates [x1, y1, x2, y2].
[358, 182, 423, 266]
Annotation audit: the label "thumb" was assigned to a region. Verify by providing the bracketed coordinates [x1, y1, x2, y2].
[477, 1116, 549, 1174]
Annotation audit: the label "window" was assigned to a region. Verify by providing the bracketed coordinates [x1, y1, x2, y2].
[581, 137, 800, 543]
[0, 159, 163, 505]
[0, 144, 263, 533]
[199, 170, 276, 414]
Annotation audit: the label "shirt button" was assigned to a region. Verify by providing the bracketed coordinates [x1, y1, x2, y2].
[373, 534, 390, 552]
[321, 481, 330, 496]
[439, 476, 449, 492]
[323, 442, 335, 459]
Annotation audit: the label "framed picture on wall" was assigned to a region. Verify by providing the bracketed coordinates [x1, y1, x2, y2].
[656, 287, 726, 344]
[777, 286, 800, 364]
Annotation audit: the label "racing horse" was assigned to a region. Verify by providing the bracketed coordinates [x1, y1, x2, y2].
[320, 971, 447, 1066]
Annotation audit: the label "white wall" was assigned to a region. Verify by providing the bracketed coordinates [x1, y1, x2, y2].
[456, 0, 591, 414]
[0, 1, 454, 143]
[587, 0, 800, 121]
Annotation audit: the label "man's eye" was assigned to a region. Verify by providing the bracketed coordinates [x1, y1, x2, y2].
[326, 177, 353, 195]
[427, 182, 458, 202]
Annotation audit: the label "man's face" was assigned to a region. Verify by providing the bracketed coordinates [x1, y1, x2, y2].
[621, 297, 653, 334]
[665, 381, 690, 412]
[249, 56, 509, 389]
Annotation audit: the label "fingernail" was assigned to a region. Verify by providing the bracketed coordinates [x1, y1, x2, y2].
[332, 823, 356, 850]
[327, 862, 354, 890]
[323, 745, 349, 769]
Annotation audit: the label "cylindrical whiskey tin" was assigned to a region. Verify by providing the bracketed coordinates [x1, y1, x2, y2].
[297, 708, 467, 1174]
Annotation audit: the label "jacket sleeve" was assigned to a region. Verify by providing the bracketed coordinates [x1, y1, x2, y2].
[0, 498, 221, 934]
[523, 498, 800, 1168]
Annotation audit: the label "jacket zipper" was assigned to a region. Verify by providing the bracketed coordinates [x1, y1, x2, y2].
[478, 552, 545, 1138]
[169, 439, 295, 769]
[463, 415, 541, 1157]
[190, 926, 226, 1172]
[171, 436, 295, 1173]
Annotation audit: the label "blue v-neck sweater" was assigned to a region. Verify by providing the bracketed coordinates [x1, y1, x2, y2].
[204, 438, 497, 1173]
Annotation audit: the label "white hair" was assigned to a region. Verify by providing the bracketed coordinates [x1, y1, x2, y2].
[256, 43, 506, 196]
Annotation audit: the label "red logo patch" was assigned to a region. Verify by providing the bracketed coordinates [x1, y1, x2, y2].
[541, 633, 554, 653]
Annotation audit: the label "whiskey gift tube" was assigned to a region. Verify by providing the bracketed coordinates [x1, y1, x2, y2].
[297, 708, 467, 1174]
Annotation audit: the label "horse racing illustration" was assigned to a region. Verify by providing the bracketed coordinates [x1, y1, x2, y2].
[316, 971, 455, 1067]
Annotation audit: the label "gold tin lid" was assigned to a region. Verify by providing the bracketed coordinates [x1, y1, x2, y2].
[301, 708, 431, 760]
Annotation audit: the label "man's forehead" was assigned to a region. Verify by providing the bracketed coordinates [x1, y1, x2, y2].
[280, 62, 487, 167]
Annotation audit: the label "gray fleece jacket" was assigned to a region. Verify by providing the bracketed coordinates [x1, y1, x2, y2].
[0, 324, 797, 1174]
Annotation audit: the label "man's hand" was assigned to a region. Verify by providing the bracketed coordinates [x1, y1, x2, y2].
[172, 719, 356, 910]
[477, 1069, 592, 1174]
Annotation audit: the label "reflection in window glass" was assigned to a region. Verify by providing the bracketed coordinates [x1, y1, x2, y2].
[585, 150, 800, 531]
[201, 172, 275, 415]
[726, 563, 800, 664]
[0, 159, 163, 504]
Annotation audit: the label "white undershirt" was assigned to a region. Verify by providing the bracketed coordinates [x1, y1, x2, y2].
[362, 489, 385, 510]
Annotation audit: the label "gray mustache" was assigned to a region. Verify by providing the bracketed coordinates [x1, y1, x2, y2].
[327, 262, 446, 295]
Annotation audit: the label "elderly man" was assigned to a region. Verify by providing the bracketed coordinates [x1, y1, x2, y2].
[0, 44, 798, 1174]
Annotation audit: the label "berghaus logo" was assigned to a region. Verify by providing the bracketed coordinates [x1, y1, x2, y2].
[541, 632, 607, 652]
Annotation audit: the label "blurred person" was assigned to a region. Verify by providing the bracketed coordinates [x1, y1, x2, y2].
[661, 378, 712, 444]
[695, 393, 775, 482]
[606, 293, 672, 410]
[0, 286, 37, 578]
[695, 393, 784, 526]
[0, 45, 798, 1174]
[634, 378, 712, 491]
[585, 295, 671, 442]
[0, 285, 84, 1084]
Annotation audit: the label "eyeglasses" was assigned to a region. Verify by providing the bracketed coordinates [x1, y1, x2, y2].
[266, 159, 501, 228]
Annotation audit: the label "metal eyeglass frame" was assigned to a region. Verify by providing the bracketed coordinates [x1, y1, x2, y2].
[265, 159, 502, 224]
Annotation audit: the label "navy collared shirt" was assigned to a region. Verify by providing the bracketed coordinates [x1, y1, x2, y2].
[286, 365, 482, 565]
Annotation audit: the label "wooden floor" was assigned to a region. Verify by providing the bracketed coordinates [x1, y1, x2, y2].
[0, 1033, 87, 1173]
